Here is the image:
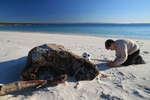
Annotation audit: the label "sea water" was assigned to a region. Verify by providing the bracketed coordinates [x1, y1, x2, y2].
[0, 24, 150, 39]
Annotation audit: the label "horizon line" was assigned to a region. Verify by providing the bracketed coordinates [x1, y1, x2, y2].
[1, 22, 150, 24]
[0, 22, 150, 24]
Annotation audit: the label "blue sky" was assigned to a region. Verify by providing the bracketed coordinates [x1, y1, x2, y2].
[0, 0, 150, 23]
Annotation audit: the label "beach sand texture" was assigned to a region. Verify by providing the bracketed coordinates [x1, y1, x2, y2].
[0, 31, 150, 100]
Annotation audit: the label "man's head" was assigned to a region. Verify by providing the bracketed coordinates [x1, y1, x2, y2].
[105, 39, 116, 50]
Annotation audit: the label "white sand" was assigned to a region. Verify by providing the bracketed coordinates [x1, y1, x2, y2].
[0, 31, 150, 100]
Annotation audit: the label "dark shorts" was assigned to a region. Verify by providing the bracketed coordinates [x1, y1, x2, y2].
[122, 50, 145, 66]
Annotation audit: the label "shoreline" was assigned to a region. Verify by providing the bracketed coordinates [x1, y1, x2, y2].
[0, 30, 149, 40]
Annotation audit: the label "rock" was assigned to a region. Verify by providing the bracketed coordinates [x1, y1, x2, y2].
[21, 43, 99, 82]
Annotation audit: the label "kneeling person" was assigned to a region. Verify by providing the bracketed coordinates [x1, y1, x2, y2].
[105, 39, 145, 67]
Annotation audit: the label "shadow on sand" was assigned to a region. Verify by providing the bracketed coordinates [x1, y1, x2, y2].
[96, 62, 145, 72]
[0, 56, 27, 84]
[0, 56, 78, 96]
[0, 56, 53, 97]
[96, 62, 113, 71]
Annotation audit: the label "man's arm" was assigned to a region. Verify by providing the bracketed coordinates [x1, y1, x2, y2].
[107, 44, 128, 67]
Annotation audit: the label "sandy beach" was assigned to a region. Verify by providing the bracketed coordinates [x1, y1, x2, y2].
[0, 31, 150, 100]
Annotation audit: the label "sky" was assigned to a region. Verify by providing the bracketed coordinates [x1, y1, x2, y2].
[0, 0, 150, 23]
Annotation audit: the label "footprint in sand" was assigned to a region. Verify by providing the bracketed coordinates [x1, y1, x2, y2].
[7, 40, 11, 43]
[132, 90, 144, 99]
[127, 73, 136, 80]
[117, 72, 125, 76]
[100, 92, 123, 100]
[98, 74, 109, 82]
[100, 74, 108, 79]
[137, 85, 150, 94]
[74, 82, 80, 89]
[136, 41, 144, 47]
[143, 51, 149, 54]
[143, 87, 150, 94]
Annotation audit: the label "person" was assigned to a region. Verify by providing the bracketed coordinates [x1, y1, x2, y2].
[105, 39, 145, 67]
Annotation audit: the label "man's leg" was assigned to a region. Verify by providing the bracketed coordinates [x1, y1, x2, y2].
[134, 55, 145, 64]
[122, 50, 140, 66]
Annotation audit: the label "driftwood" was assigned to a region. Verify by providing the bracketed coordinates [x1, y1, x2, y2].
[0, 74, 67, 95]
[0, 43, 99, 95]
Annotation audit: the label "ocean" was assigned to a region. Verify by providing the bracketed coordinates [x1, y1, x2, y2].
[0, 24, 150, 39]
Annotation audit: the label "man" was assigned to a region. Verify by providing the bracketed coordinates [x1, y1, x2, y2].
[105, 39, 145, 67]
